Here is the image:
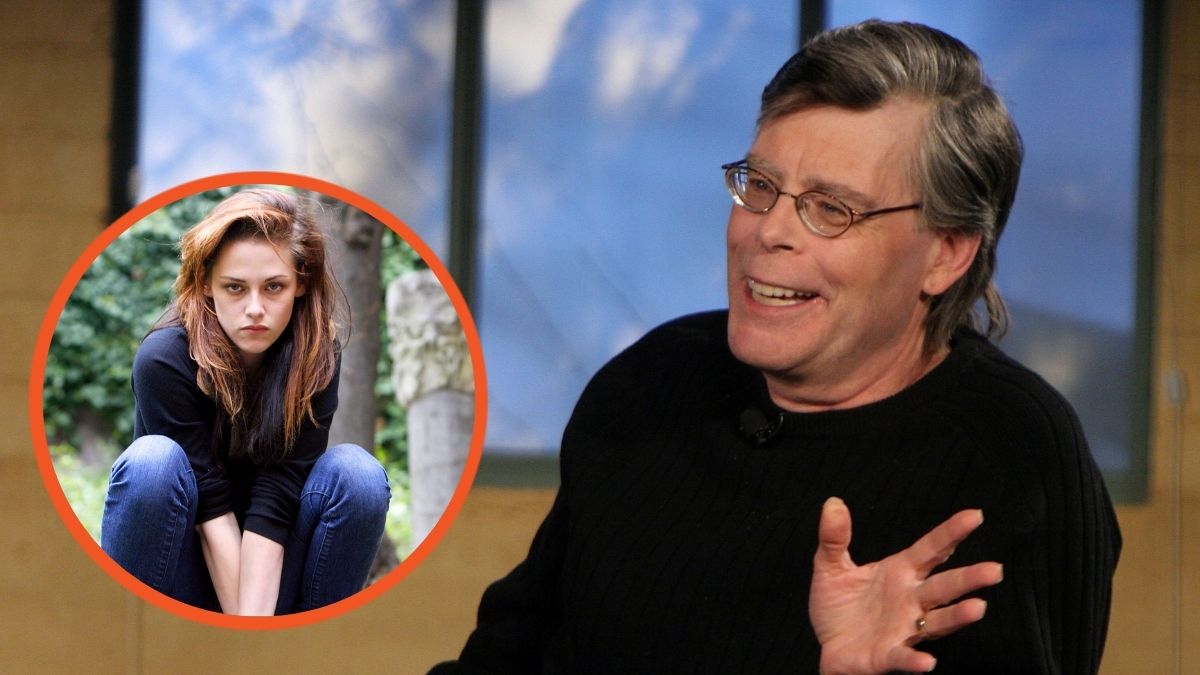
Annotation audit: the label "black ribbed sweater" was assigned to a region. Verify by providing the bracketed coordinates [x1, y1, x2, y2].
[438, 311, 1120, 674]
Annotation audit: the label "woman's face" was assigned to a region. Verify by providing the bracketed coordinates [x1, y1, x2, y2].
[204, 238, 305, 369]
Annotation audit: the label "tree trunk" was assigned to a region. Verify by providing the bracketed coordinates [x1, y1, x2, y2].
[312, 195, 399, 578]
[75, 406, 114, 467]
[320, 197, 382, 453]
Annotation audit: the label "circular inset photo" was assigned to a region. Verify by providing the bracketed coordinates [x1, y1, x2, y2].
[29, 172, 486, 629]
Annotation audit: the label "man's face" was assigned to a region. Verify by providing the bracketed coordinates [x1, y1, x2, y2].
[205, 237, 305, 370]
[726, 99, 963, 410]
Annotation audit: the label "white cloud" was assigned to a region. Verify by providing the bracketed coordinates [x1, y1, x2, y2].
[324, 0, 391, 46]
[262, 0, 308, 39]
[595, 2, 700, 110]
[610, 320, 647, 356]
[487, 0, 585, 99]
[1021, 330, 1086, 394]
[297, 54, 411, 186]
[664, 6, 750, 108]
[151, 0, 215, 54]
[1060, 181, 1087, 211]
[480, 142, 559, 252]
[141, 0, 450, 220]
[413, 1, 455, 69]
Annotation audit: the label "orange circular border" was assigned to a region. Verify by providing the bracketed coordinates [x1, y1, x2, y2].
[28, 171, 487, 630]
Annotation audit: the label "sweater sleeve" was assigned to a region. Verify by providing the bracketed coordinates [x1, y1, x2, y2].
[132, 327, 232, 523]
[428, 486, 569, 674]
[926, 349, 1121, 673]
[1000, 380, 1120, 673]
[429, 313, 721, 674]
[242, 358, 341, 544]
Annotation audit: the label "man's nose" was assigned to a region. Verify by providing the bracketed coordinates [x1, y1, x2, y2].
[756, 198, 808, 252]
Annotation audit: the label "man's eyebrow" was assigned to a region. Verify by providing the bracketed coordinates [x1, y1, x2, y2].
[800, 178, 879, 209]
[744, 152, 879, 208]
[744, 153, 784, 179]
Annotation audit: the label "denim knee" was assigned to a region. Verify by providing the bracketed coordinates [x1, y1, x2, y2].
[108, 435, 195, 510]
[280, 445, 390, 613]
[305, 444, 390, 513]
[101, 435, 198, 580]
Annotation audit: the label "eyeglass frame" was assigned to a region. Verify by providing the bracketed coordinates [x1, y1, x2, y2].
[721, 160, 922, 238]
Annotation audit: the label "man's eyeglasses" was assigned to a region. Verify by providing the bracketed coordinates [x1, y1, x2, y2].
[721, 160, 922, 238]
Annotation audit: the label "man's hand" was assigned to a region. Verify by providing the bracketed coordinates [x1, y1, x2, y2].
[810, 497, 1004, 675]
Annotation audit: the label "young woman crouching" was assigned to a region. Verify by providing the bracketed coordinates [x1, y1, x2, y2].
[101, 188, 389, 615]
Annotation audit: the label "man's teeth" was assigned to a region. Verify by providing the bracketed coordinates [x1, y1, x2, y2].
[748, 279, 817, 304]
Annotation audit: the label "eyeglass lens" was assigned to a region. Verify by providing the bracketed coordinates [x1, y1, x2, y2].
[726, 165, 852, 234]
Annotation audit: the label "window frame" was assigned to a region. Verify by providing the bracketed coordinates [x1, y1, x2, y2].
[117, 0, 1158, 501]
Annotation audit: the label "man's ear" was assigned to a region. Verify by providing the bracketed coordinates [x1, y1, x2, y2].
[923, 230, 981, 296]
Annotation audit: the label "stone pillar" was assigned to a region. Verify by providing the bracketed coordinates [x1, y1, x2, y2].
[387, 268, 474, 545]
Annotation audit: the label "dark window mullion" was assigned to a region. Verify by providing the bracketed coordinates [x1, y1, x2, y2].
[108, 0, 142, 224]
[800, 0, 826, 47]
[449, 0, 484, 309]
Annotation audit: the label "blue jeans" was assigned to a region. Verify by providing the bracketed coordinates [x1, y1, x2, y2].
[100, 435, 390, 614]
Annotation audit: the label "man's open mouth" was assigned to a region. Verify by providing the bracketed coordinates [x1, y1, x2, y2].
[747, 279, 819, 306]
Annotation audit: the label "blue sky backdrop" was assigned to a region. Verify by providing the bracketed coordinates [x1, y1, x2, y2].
[139, 0, 1142, 474]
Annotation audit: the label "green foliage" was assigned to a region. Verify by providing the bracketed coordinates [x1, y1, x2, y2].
[42, 189, 421, 567]
[378, 452, 414, 557]
[381, 224, 426, 278]
[373, 228, 421, 469]
[50, 444, 110, 541]
[43, 188, 234, 451]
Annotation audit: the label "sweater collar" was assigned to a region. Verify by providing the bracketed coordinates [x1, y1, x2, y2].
[724, 329, 987, 439]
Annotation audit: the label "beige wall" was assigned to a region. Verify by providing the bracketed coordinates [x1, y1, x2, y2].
[1102, 1, 1200, 672]
[1, 2, 127, 672]
[1, 1, 1196, 672]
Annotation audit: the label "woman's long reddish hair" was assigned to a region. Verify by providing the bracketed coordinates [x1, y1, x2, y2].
[157, 188, 345, 462]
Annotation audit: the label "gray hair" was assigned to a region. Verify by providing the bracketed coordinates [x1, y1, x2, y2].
[759, 20, 1022, 349]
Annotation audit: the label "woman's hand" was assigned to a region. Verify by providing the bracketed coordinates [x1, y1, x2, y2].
[197, 514, 284, 615]
[809, 497, 1004, 675]
[238, 531, 284, 616]
[198, 513, 243, 614]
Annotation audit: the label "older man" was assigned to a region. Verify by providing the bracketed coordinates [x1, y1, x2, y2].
[436, 20, 1119, 674]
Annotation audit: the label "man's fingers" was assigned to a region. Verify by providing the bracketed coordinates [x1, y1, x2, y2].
[815, 496, 853, 566]
[886, 597, 989, 674]
[918, 561, 1003, 610]
[901, 508, 985, 575]
[911, 597, 989, 643]
[884, 644, 938, 673]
